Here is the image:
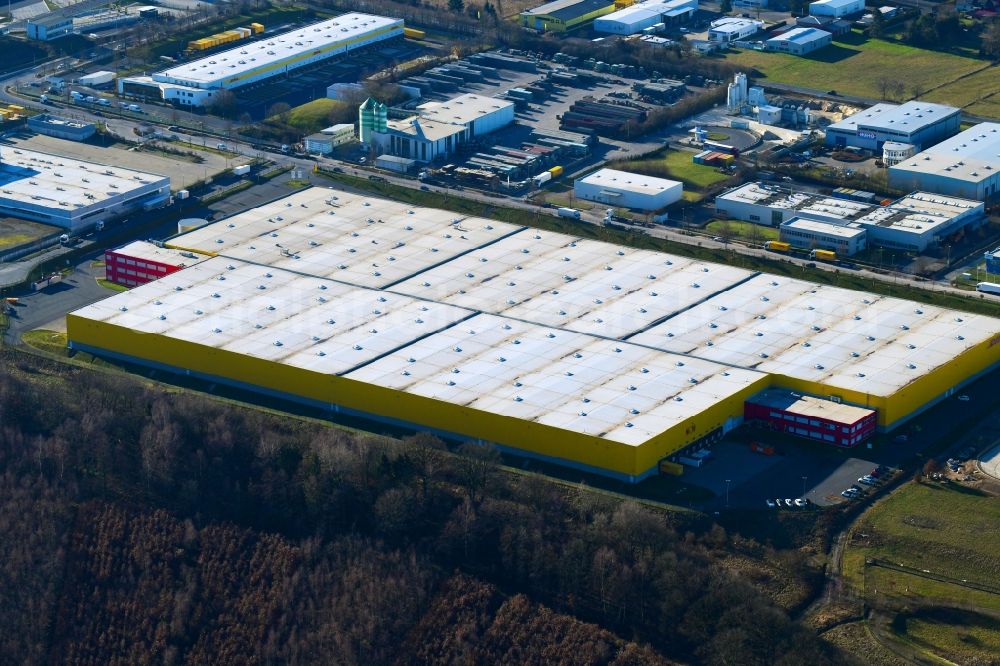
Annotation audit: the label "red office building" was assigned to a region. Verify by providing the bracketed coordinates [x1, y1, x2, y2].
[745, 389, 877, 447]
[105, 241, 204, 288]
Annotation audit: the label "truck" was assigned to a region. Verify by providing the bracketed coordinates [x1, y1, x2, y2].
[548, 165, 563, 178]
[977, 282, 1000, 295]
[810, 249, 837, 262]
[557, 207, 581, 220]
[233, 164, 251, 176]
[765, 240, 790, 252]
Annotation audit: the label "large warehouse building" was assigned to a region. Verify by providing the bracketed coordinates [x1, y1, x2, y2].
[715, 182, 985, 251]
[0, 147, 170, 231]
[593, 0, 697, 35]
[67, 188, 1000, 482]
[574, 168, 683, 210]
[118, 14, 403, 106]
[809, 0, 864, 17]
[889, 123, 1000, 201]
[519, 0, 617, 32]
[765, 27, 832, 55]
[825, 101, 960, 151]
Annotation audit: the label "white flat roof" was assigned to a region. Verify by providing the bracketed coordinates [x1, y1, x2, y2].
[71, 256, 766, 447]
[0, 146, 167, 212]
[417, 93, 514, 126]
[782, 217, 865, 238]
[156, 14, 400, 86]
[767, 27, 830, 44]
[709, 17, 763, 33]
[828, 101, 959, 135]
[387, 117, 466, 141]
[855, 192, 982, 235]
[810, 0, 860, 9]
[629, 273, 998, 396]
[749, 388, 875, 423]
[111, 187, 1000, 417]
[169, 187, 524, 289]
[111, 240, 206, 268]
[577, 168, 681, 195]
[891, 122, 1000, 185]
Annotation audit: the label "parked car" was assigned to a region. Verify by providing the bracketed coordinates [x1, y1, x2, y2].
[783, 499, 794, 507]
[794, 498, 809, 507]
[766, 499, 777, 508]
[957, 394, 970, 401]
[858, 477, 876, 486]
[841, 490, 858, 498]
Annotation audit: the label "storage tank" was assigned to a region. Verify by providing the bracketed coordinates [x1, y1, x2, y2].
[177, 217, 207, 233]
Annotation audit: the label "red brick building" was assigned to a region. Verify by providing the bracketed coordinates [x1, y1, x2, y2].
[105, 241, 204, 288]
[745, 389, 877, 447]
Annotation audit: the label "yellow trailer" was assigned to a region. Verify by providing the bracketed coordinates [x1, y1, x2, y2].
[403, 27, 425, 39]
[764, 240, 790, 252]
[250, 22, 264, 33]
[548, 165, 564, 177]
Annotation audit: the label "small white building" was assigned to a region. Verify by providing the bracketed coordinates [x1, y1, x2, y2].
[780, 216, 867, 255]
[809, 0, 864, 17]
[882, 141, 916, 167]
[304, 124, 355, 154]
[574, 168, 682, 210]
[708, 17, 764, 43]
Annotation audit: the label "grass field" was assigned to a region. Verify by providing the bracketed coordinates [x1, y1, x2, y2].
[0, 218, 59, 250]
[965, 94, 1000, 120]
[22, 330, 68, 356]
[97, 279, 128, 292]
[284, 98, 347, 132]
[892, 609, 1000, 666]
[705, 219, 779, 242]
[843, 482, 1000, 610]
[722, 36, 985, 103]
[608, 150, 731, 191]
[820, 621, 909, 666]
[921, 65, 1000, 110]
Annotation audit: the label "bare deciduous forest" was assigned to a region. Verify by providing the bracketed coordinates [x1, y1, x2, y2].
[0, 351, 847, 664]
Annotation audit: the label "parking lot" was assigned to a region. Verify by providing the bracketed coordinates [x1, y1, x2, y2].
[683, 439, 887, 508]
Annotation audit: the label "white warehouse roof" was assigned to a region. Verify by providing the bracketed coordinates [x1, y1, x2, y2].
[160, 188, 1000, 405]
[891, 122, 1000, 186]
[827, 101, 959, 136]
[71, 255, 766, 447]
[0, 146, 167, 213]
[416, 93, 515, 127]
[110, 240, 206, 268]
[576, 168, 681, 196]
[155, 14, 401, 87]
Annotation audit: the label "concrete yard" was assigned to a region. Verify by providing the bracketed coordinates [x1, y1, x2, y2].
[6, 133, 249, 190]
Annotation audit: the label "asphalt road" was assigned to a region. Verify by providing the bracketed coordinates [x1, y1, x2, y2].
[4, 252, 108, 345]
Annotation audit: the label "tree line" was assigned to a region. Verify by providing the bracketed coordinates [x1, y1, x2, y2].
[0, 350, 849, 663]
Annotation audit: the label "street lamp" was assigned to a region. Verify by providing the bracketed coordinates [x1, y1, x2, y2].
[802, 476, 808, 497]
[725, 479, 731, 508]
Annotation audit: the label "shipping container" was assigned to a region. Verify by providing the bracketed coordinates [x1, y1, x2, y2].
[548, 165, 563, 177]
[557, 207, 581, 219]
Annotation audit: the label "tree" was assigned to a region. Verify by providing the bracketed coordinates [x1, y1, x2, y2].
[720, 0, 732, 13]
[266, 102, 292, 124]
[448, 0, 464, 12]
[983, 22, 1000, 60]
[209, 89, 238, 119]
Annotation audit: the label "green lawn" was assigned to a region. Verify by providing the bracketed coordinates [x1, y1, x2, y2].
[844, 482, 1000, 609]
[965, 94, 1000, 120]
[921, 65, 1000, 109]
[893, 609, 1000, 666]
[22, 329, 68, 355]
[722, 37, 985, 103]
[285, 98, 347, 132]
[97, 278, 128, 292]
[705, 219, 779, 242]
[608, 150, 730, 191]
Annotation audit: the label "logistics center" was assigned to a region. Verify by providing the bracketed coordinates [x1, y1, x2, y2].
[119, 13, 403, 106]
[67, 188, 1000, 482]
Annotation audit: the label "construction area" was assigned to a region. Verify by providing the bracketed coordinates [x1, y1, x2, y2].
[66, 188, 1000, 482]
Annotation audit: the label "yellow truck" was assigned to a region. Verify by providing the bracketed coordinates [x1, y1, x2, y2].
[764, 240, 790, 252]
[809, 249, 837, 262]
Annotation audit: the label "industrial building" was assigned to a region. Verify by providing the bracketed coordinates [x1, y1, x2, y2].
[882, 140, 916, 167]
[593, 0, 697, 35]
[765, 27, 832, 55]
[824, 101, 961, 151]
[715, 183, 985, 251]
[66, 188, 1000, 482]
[0, 147, 170, 231]
[118, 14, 403, 106]
[26, 0, 111, 40]
[105, 241, 205, 288]
[745, 389, 877, 447]
[708, 17, 764, 43]
[519, 0, 617, 32]
[779, 217, 867, 255]
[26, 114, 95, 141]
[808, 0, 864, 17]
[371, 94, 515, 162]
[574, 168, 683, 210]
[889, 122, 1000, 201]
[304, 124, 355, 154]
[985, 247, 1000, 275]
